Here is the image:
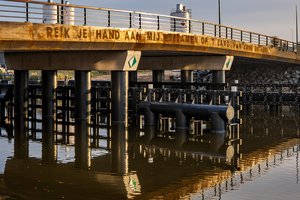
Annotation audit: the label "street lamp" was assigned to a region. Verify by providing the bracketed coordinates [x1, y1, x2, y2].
[296, 5, 298, 45]
[218, 0, 221, 24]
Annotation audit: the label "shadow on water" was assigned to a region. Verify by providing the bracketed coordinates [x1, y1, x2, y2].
[0, 110, 299, 199]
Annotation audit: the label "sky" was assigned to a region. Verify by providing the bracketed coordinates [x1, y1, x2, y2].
[39, 0, 300, 41]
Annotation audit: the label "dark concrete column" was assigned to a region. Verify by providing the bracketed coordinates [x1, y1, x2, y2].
[212, 70, 225, 84]
[74, 70, 91, 169]
[111, 125, 128, 174]
[181, 70, 193, 83]
[14, 70, 28, 140]
[42, 70, 57, 163]
[111, 71, 128, 127]
[153, 70, 164, 88]
[128, 71, 137, 85]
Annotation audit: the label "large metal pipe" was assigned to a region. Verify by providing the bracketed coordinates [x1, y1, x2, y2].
[14, 70, 28, 140]
[175, 110, 188, 132]
[210, 112, 226, 134]
[74, 70, 91, 169]
[139, 101, 234, 121]
[111, 71, 128, 127]
[42, 70, 57, 163]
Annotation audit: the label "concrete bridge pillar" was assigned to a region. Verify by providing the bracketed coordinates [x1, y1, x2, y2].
[111, 71, 128, 127]
[153, 70, 164, 88]
[75, 70, 91, 169]
[42, 70, 57, 163]
[212, 70, 225, 84]
[128, 71, 137, 85]
[181, 70, 193, 83]
[111, 125, 128, 174]
[14, 70, 29, 159]
[14, 70, 28, 140]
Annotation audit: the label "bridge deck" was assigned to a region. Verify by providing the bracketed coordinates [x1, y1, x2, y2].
[0, 0, 299, 70]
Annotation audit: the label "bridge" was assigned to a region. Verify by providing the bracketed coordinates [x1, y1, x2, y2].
[0, 0, 299, 143]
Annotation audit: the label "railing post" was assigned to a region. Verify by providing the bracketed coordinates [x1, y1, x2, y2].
[108, 10, 111, 27]
[293, 43, 295, 52]
[157, 16, 160, 30]
[83, 8, 87, 25]
[250, 32, 252, 43]
[129, 13, 132, 28]
[231, 28, 233, 39]
[139, 14, 142, 29]
[241, 30, 243, 41]
[60, 1, 64, 24]
[214, 25, 217, 37]
[258, 34, 261, 45]
[173, 17, 176, 31]
[202, 22, 205, 35]
[189, 20, 191, 33]
[57, 5, 60, 24]
[225, 27, 228, 38]
[25, 2, 29, 22]
[266, 36, 268, 46]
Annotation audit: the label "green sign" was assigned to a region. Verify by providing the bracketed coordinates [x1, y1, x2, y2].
[128, 56, 137, 68]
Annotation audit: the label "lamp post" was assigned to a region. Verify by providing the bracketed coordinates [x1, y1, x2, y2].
[296, 5, 298, 47]
[218, 0, 221, 25]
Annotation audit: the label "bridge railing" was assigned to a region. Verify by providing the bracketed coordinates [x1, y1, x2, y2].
[0, 0, 297, 53]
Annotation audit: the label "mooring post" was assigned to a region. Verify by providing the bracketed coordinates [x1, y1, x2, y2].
[42, 70, 57, 163]
[74, 70, 91, 169]
[153, 70, 164, 88]
[111, 71, 128, 127]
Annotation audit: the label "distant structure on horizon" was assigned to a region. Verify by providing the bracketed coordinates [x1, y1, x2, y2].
[170, 4, 192, 33]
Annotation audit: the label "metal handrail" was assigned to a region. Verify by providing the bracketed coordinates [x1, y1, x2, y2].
[0, 0, 298, 53]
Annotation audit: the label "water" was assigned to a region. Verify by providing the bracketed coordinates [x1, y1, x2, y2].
[0, 113, 299, 200]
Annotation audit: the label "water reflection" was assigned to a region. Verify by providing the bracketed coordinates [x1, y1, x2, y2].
[0, 113, 300, 199]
